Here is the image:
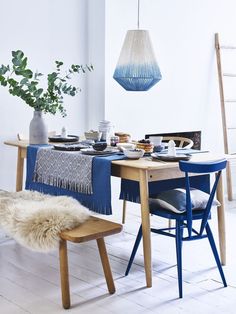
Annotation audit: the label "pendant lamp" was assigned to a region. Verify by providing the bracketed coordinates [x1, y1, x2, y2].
[113, 0, 162, 91]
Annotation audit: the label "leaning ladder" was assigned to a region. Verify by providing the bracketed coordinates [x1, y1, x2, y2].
[215, 33, 236, 200]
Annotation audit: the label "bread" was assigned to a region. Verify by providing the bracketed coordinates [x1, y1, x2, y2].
[115, 132, 131, 143]
[136, 142, 154, 153]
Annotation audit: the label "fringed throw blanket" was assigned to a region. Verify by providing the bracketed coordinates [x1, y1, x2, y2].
[33, 147, 94, 194]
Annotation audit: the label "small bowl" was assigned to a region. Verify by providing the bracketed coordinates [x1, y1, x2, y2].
[92, 142, 107, 151]
[123, 149, 145, 159]
[84, 131, 102, 142]
[116, 143, 135, 151]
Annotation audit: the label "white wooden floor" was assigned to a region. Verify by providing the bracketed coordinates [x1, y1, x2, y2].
[1, 197, 236, 314]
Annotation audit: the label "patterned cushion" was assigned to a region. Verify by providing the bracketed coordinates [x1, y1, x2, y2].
[149, 188, 220, 214]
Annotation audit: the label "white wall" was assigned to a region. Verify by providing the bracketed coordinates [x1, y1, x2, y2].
[0, 0, 91, 190]
[2, 0, 236, 192]
[105, 0, 236, 154]
[87, 0, 106, 130]
[105, 0, 236, 192]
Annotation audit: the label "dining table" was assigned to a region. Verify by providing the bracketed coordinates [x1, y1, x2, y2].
[4, 139, 233, 288]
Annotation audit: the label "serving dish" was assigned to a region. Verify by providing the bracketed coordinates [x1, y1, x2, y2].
[151, 153, 191, 162]
[116, 143, 135, 151]
[123, 149, 145, 159]
[48, 135, 79, 143]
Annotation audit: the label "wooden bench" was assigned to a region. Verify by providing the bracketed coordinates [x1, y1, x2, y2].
[59, 216, 122, 309]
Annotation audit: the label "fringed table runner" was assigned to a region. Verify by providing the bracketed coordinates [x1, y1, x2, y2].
[33, 147, 94, 194]
[26, 145, 125, 215]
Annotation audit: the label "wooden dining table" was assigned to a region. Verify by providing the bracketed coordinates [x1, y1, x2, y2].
[4, 139, 232, 288]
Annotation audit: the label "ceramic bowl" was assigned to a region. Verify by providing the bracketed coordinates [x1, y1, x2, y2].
[84, 131, 102, 142]
[123, 149, 145, 159]
[92, 142, 107, 151]
[116, 143, 135, 151]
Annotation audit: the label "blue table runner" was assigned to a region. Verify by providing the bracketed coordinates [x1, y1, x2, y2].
[26, 146, 210, 214]
[120, 176, 210, 203]
[25, 145, 124, 215]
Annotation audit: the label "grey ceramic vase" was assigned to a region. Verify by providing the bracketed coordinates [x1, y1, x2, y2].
[29, 110, 48, 144]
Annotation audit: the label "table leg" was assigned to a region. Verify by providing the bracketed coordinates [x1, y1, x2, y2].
[216, 174, 226, 265]
[59, 240, 71, 309]
[16, 147, 24, 192]
[122, 200, 127, 224]
[139, 169, 152, 287]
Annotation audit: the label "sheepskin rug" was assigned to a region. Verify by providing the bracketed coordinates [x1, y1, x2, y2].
[0, 190, 90, 252]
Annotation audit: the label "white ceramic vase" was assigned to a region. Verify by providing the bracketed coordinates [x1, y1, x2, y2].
[29, 110, 48, 144]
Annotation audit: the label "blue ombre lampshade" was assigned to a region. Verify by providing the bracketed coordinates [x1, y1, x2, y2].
[113, 30, 162, 91]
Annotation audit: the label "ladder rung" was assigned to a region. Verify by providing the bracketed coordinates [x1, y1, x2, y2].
[220, 45, 236, 50]
[225, 99, 236, 103]
[223, 73, 236, 77]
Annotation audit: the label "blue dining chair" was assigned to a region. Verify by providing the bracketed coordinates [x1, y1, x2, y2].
[125, 159, 227, 298]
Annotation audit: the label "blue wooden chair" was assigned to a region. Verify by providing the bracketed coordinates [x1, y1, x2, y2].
[125, 159, 227, 298]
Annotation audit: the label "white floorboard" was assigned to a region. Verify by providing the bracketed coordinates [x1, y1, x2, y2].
[1, 197, 236, 313]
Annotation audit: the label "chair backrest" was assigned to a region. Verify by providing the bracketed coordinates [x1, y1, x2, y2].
[179, 159, 227, 237]
[145, 131, 201, 149]
[162, 136, 194, 149]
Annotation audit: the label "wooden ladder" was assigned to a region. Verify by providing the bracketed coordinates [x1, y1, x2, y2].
[215, 33, 236, 201]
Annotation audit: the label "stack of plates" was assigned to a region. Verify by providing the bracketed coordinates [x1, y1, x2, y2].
[151, 153, 191, 161]
[48, 135, 79, 143]
[80, 148, 118, 156]
[99, 120, 112, 141]
[53, 143, 89, 151]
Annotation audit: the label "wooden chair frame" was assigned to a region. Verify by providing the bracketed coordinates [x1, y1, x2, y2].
[125, 159, 227, 298]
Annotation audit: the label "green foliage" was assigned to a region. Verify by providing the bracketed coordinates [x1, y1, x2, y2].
[0, 50, 93, 116]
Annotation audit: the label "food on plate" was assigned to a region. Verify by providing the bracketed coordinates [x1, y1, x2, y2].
[136, 139, 154, 153]
[115, 132, 131, 143]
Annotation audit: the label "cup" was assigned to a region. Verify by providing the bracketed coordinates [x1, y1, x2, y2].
[153, 144, 164, 153]
[149, 136, 163, 146]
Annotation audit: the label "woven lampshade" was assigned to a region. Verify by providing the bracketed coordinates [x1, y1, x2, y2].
[113, 30, 162, 91]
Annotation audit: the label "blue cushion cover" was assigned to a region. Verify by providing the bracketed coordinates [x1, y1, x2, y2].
[149, 188, 220, 214]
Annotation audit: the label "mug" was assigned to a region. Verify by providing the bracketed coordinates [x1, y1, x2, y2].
[149, 136, 163, 146]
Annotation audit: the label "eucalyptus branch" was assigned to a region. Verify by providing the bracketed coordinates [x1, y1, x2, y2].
[0, 50, 93, 116]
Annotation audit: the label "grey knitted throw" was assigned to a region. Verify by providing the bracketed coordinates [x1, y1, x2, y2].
[33, 147, 94, 194]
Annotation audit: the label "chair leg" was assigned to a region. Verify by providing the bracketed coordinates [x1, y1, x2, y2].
[175, 221, 184, 298]
[59, 240, 71, 309]
[122, 200, 127, 224]
[205, 223, 227, 287]
[97, 238, 116, 294]
[125, 225, 143, 276]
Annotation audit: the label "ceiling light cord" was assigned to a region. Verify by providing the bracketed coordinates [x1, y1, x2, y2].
[137, 0, 140, 29]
